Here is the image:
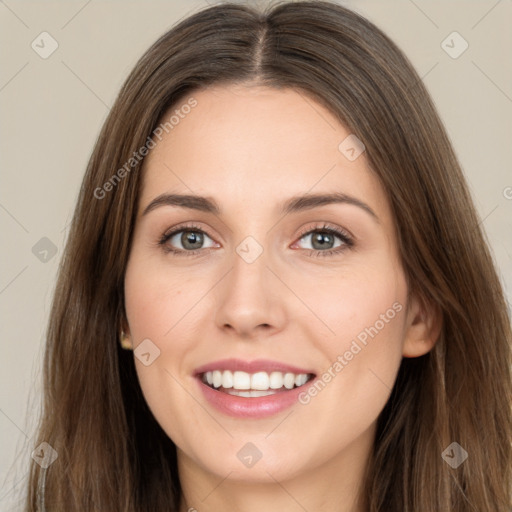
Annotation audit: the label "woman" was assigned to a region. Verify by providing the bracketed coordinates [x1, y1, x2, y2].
[25, 1, 511, 511]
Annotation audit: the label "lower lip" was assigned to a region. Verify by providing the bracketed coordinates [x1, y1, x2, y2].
[196, 378, 310, 418]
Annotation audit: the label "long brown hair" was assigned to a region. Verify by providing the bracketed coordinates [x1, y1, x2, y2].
[24, 1, 511, 510]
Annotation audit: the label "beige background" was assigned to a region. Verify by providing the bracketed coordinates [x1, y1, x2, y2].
[1, 0, 511, 509]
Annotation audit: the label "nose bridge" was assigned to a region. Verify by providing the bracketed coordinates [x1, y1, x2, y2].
[232, 237, 269, 295]
[214, 234, 285, 336]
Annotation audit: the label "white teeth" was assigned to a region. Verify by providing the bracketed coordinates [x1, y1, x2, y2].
[283, 373, 295, 389]
[295, 374, 308, 386]
[202, 370, 311, 392]
[269, 371, 284, 389]
[251, 372, 270, 390]
[229, 389, 276, 397]
[212, 370, 222, 388]
[222, 370, 233, 389]
[233, 371, 251, 390]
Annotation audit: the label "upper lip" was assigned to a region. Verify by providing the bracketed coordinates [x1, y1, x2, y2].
[194, 358, 315, 376]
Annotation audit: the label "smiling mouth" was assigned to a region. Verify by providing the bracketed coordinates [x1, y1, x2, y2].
[200, 370, 315, 397]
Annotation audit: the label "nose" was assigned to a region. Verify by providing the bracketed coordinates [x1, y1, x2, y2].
[214, 245, 286, 340]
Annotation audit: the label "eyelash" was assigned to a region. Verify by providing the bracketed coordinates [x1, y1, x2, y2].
[157, 222, 354, 258]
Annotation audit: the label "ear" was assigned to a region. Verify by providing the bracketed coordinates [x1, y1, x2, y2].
[120, 314, 131, 336]
[118, 308, 130, 336]
[402, 293, 442, 358]
[119, 312, 133, 350]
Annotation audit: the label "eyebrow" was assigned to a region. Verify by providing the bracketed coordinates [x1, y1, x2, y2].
[142, 192, 378, 221]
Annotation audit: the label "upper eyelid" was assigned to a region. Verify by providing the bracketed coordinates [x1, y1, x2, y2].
[296, 223, 353, 240]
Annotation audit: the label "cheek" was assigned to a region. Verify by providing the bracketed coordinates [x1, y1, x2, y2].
[123, 255, 207, 438]
[298, 262, 407, 411]
[124, 283, 194, 450]
[301, 257, 407, 352]
[304, 269, 406, 416]
[124, 253, 192, 343]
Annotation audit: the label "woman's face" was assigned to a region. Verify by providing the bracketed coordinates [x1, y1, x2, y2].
[124, 84, 425, 485]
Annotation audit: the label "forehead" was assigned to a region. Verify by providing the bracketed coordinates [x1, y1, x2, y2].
[139, 84, 389, 221]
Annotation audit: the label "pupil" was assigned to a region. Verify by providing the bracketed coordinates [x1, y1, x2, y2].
[313, 233, 333, 250]
[182, 231, 203, 249]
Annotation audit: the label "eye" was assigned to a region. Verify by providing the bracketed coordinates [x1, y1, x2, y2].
[292, 224, 354, 257]
[158, 222, 354, 258]
[158, 223, 218, 256]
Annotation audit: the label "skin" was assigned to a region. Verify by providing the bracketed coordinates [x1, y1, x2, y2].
[123, 83, 440, 512]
